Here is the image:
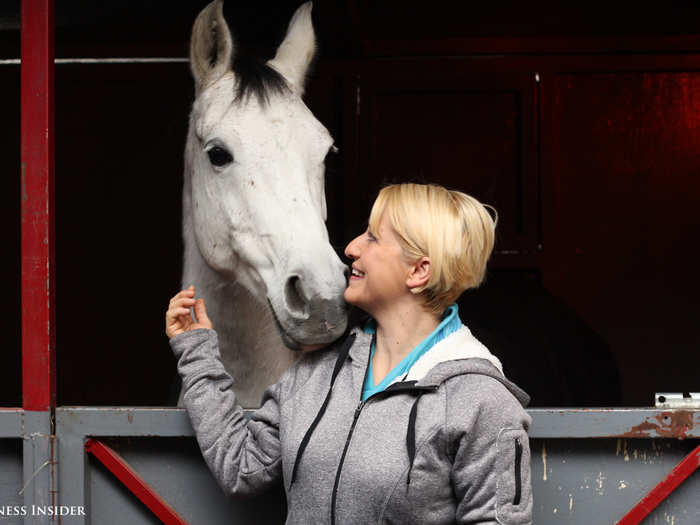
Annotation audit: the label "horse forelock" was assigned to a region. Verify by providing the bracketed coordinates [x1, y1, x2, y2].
[231, 55, 291, 108]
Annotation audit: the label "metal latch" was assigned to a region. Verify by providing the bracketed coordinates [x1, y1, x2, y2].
[655, 392, 700, 408]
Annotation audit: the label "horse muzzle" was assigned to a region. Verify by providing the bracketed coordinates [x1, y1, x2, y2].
[268, 273, 348, 350]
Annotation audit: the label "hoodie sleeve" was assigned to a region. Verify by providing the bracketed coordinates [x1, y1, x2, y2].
[170, 328, 283, 497]
[446, 375, 533, 525]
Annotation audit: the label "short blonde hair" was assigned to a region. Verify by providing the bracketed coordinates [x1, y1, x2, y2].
[368, 183, 497, 314]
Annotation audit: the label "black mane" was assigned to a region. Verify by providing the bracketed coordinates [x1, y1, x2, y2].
[232, 54, 290, 106]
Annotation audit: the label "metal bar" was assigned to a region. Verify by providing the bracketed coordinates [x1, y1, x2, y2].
[22, 411, 56, 525]
[21, 0, 56, 412]
[56, 410, 89, 524]
[84, 439, 189, 525]
[527, 409, 700, 439]
[57, 408, 194, 437]
[54, 407, 700, 438]
[56, 430, 87, 525]
[0, 409, 25, 438]
[616, 444, 700, 525]
[1, 58, 189, 65]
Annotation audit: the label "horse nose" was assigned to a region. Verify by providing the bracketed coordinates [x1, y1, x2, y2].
[284, 274, 309, 319]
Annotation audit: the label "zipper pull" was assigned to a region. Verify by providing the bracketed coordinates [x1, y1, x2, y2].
[355, 401, 365, 416]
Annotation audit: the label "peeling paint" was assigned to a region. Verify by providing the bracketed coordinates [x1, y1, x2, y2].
[616, 438, 621, 456]
[542, 442, 548, 481]
[596, 471, 606, 495]
[624, 439, 630, 462]
[619, 480, 628, 490]
[553, 507, 558, 514]
[624, 410, 695, 439]
[569, 494, 573, 512]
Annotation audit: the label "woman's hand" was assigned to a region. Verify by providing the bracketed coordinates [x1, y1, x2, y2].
[165, 285, 213, 339]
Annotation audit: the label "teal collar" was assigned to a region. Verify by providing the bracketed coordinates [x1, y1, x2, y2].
[361, 304, 461, 401]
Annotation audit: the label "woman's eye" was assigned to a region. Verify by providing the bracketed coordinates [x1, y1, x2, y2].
[206, 146, 233, 167]
[367, 231, 377, 242]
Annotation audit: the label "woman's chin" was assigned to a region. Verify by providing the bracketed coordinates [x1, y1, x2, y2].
[344, 292, 370, 317]
[343, 288, 357, 305]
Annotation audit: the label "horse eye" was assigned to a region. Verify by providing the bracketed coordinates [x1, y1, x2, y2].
[206, 146, 233, 167]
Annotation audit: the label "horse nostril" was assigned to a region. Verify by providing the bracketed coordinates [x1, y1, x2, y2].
[285, 275, 308, 317]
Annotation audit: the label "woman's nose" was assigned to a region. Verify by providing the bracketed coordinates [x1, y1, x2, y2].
[344, 235, 360, 260]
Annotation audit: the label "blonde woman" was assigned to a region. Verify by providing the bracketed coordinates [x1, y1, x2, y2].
[166, 183, 532, 524]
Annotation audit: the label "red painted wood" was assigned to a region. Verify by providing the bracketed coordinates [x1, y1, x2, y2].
[85, 439, 189, 525]
[21, 0, 56, 411]
[616, 444, 700, 525]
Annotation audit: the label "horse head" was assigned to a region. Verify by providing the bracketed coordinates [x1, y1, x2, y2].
[184, 0, 347, 349]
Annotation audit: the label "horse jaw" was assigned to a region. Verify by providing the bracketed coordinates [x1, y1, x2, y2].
[180, 225, 297, 408]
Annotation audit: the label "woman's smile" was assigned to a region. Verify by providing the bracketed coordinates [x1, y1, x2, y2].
[349, 267, 365, 279]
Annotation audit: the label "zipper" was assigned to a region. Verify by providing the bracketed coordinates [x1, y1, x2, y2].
[330, 336, 373, 525]
[330, 400, 365, 525]
[329, 335, 437, 524]
[513, 438, 523, 506]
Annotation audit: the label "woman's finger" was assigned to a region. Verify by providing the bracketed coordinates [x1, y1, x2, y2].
[172, 297, 196, 309]
[169, 287, 196, 304]
[169, 307, 192, 317]
[166, 312, 188, 338]
[193, 298, 213, 329]
[166, 307, 192, 331]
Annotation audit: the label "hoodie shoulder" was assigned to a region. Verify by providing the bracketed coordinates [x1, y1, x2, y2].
[444, 372, 532, 436]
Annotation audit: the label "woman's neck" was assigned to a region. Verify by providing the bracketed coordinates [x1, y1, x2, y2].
[373, 300, 440, 374]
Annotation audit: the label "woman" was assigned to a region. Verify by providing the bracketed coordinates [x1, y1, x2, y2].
[166, 183, 532, 524]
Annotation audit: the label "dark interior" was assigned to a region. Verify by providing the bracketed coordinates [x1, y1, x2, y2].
[2, 1, 699, 407]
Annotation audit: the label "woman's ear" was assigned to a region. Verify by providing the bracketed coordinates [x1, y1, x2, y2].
[406, 256, 431, 291]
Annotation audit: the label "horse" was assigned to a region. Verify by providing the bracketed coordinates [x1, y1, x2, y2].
[180, 0, 348, 407]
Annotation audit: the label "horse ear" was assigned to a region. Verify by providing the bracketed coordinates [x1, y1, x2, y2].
[190, 0, 234, 92]
[268, 2, 316, 95]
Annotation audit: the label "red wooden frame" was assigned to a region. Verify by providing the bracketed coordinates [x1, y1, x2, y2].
[21, 0, 56, 411]
[617, 444, 700, 525]
[85, 439, 189, 525]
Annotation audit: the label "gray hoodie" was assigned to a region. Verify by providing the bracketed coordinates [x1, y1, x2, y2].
[171, 325, 532, 525]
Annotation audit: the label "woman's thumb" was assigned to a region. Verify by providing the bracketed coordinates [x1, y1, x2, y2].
[194, 298, 212, 328]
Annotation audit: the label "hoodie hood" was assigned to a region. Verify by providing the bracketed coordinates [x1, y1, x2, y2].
[348, 324, 529, 408]
[408, 324, 503, 377]
[410, 325, 530, 408]
[417, 357, 530, 408]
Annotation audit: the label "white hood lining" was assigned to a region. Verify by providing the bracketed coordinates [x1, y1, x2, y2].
[402, 325, 503, 383]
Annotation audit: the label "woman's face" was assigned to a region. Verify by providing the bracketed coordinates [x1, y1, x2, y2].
[344, 213, 412, 315]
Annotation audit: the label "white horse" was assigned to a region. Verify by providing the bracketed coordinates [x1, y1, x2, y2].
[181, 0, 348, 407]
